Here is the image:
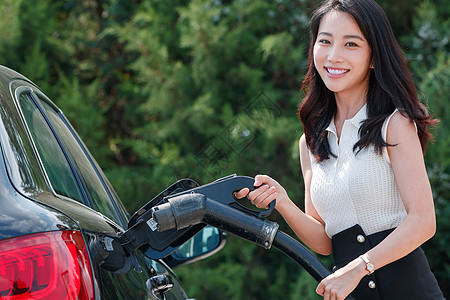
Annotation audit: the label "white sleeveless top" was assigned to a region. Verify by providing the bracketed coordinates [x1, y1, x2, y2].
[308, 104, 407, 238]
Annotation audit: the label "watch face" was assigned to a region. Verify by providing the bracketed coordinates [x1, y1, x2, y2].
[367, 263, 374, 272]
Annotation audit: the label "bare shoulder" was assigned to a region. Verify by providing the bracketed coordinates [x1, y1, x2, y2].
[386, 111, 417, 145]
[299, 134, 310, 160]
[299, 134, 312, 172]
[388, 110, 415, 130]
[299, 134, 309, 152]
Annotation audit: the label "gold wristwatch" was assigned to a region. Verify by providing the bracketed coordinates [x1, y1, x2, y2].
[359, 255, 375, 274]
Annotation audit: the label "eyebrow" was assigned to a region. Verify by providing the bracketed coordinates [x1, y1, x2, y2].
[318, 32, 365, 41]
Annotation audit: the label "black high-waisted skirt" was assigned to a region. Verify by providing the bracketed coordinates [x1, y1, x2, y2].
[331, 224, 445, 300]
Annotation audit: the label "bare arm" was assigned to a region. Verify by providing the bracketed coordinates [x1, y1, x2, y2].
[362, 111, 436, 269]
[235, 134, 332, 255]
[316, 112, 437, 299]
[281, 134, 332, 255]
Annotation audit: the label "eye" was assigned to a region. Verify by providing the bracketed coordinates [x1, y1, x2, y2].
[345, 42, 359, 47]
[318, 39, 331, 45]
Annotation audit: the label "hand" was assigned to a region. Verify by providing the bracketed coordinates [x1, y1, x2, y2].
[234, 175, 287, 210]
[316, 257, 367, 300]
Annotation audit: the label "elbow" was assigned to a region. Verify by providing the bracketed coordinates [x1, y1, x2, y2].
[313, 243, 333, 256]
[426, 216, 437, 240]
[424, 207, 437, 241]
[417, 211, 436, 242]
[407, 204, 437, 242]
[318, 249, 332, 256]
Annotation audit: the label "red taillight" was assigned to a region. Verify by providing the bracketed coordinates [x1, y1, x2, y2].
[0, 230, 95, 300]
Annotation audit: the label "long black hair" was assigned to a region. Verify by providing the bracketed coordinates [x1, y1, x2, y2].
[299, 0, 437, 162]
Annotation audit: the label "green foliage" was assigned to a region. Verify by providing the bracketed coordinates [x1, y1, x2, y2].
[422, 55, 450, 168]
[401, 1, 450, 75]
[427, 163, 450, 292]
[0, 0, 449, 298]
[289, 270, 322, 300]
[0, 0, 23, 61]
[418, 43, 450, 296]
[404, 1, 450, 295]
[176, 235, 328, 300]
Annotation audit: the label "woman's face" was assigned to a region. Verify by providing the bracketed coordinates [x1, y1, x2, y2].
[313, 11, 372, 98]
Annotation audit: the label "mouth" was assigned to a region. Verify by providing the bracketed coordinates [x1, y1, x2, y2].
[325, 67, 349, 76]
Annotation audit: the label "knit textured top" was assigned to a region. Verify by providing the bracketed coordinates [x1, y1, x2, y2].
[308, 104, 407, 238]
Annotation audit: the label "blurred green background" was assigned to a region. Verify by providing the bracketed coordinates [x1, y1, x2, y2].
[0, 0, 448, 298]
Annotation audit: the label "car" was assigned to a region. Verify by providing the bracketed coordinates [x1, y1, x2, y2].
[0, 65, 226, 300]
[0, 65, 336, 300]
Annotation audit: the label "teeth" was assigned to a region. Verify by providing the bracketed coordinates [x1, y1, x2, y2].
[327, 68, 347, 75]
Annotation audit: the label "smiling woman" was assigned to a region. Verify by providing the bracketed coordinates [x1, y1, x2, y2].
[313, 11, 372, 102]
[236, 0, 444, 299]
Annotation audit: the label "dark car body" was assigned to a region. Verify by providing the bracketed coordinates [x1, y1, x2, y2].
[0, 65, 222, 299]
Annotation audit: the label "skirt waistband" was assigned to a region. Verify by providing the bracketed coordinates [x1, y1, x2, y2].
[330, 224, 444, 300]
[331, 224, 395, 268]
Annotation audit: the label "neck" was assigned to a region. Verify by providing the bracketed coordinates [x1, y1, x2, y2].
[334, 89, 368, 122]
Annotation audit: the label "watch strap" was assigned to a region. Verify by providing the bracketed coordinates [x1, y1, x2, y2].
[359, 255, 375, 274]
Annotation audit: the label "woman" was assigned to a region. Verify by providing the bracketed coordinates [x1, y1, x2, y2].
[236, 0, 444, 299]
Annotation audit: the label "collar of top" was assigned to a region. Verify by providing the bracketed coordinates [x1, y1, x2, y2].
[325, 103, 368, 135]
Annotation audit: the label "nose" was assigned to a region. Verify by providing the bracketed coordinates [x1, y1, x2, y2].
[327, 45, 344, 63]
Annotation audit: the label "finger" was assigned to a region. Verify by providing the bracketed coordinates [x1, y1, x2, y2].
[247, 184, 270, 201]
[234, 188, 249, 199]
[331, 292, 336, 300]
[254, 174, 271, 187]
[255, 186, 277, 208]
[316, 282, 324, 297]
[260, 192, 277, 209]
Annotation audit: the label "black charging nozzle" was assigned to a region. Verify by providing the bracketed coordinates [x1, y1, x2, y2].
[147, 175, 355, 300]
[151, 192, 279, 249]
